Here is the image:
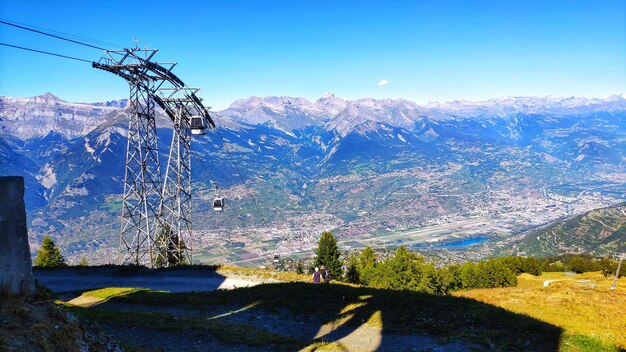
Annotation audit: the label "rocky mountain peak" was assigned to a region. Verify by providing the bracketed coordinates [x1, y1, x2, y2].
[33, 92, 65, 103]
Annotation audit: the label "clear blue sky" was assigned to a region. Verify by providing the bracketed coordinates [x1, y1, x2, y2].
[0, 0, 624, 109]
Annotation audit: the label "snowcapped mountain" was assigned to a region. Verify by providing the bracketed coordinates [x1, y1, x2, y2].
[2, 92, 626, 262]
[0, 93, 120, 140]
[221, 96, 329, 134]
[424, 94, 626, 118]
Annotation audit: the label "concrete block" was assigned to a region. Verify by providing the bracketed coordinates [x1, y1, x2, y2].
[0, 176, 36, 297]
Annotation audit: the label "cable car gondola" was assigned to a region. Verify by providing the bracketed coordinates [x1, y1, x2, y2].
[212, 183, 224, 211]
[190, 115, 207, 135]
[213, 196, 224, 211]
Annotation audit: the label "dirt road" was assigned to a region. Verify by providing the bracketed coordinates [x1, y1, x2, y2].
[33, 267, 263, 295]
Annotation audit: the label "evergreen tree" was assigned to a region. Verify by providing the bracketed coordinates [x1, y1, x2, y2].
[446, 264, 463, 291]
[459, 262, 481, 289]
[295, 261, 304, 275]
[382, 246, 424, 291]
[520, 257, 542, 276]
[34, 236, 67, 267]
[421, 264, 453, 295]
[345, 253, 360, 283]
[481, 259, 517, 288]
[357, 246, 377, 285]
[314, 231, 342, 279]
[567, 257, 590, 273]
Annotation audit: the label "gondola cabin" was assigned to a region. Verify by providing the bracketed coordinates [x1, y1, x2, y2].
[190, 115, 207, 135]
[213, 196, 224, 211]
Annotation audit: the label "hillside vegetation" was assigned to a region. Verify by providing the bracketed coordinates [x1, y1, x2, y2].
[518, 202, 626, 256]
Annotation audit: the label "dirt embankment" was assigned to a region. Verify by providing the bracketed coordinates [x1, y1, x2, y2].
[0, 294, 121, 352]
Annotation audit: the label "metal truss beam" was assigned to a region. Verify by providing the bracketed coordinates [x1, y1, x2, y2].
[94, 48, 215, 267]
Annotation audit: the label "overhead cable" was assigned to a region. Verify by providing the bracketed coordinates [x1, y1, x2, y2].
[214, 129, 269, 228]
[0, 18, 124, 48]
[0, 42, 92, 63]
[0, 19, 107, 50]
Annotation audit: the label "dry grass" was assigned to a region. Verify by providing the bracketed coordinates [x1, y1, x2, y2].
[455, 271, 626, 350]
[216, 265, 311, 282]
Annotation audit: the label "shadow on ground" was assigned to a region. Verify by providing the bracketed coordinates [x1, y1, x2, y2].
[33, 265, 227, 300]
[66, 279, 565, 351]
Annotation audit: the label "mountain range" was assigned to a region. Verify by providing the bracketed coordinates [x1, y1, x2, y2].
[2, 92, 625, 263]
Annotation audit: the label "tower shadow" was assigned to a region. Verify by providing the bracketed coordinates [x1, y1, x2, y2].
[97, 281, 565, 351]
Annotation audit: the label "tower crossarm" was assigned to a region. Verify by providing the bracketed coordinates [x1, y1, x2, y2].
[93, 48, 215, 129]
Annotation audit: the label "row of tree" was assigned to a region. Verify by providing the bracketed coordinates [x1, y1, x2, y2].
[33, 232, 625, 291]
[543, 253, 626, 277]
[342, 246, 537, 295]
[311, 232, 538, 295]
[312, 232, 623, 295]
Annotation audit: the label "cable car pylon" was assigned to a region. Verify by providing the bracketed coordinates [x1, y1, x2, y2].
[93, 47, 214, 267]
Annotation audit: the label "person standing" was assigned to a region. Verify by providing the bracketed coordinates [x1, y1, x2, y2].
[312, 267, 321, 284]
[321, 265, 331, 284]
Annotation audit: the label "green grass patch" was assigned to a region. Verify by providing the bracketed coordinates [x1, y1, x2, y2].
[560, 332, 622, 352]
[81, 287, 147, 300]
[100, 200, 123, 211]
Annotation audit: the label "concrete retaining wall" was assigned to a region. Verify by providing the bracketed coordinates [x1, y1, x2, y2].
[0, 176, 35, 297]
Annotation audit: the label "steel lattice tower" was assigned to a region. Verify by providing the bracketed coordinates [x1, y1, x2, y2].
[156, 88, 199, 266]
[94, 48, 214, 267]
[121, 77, 162, 265]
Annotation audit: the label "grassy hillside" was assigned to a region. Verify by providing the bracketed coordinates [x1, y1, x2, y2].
[457, 272, 626, 351]
[58, 268, 626, 351]
[516, 202, 626, 256]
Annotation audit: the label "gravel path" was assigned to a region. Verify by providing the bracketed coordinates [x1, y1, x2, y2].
[34, 267, 262, 296]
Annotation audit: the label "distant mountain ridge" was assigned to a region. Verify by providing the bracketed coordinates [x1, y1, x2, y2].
[3, 92, 626, 140]
[2, 92, 625, 263]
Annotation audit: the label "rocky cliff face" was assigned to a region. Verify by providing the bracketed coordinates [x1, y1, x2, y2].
[0, 93, 119, 140]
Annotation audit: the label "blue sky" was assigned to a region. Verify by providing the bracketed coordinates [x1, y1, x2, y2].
[0, 0, 624, 109]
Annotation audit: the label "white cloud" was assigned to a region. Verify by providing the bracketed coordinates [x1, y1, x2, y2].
[377, 79, 389, 87]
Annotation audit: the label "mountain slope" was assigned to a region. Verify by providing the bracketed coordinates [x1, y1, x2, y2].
[515, 202, 626, 256]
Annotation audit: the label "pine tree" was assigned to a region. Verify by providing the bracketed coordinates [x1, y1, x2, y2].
[154, 224, 188, 268]
[357, 246, 377, 285]
[34, 236, 67, 267]
[314, 231, 342, 279]
[345, 253, 360, 283]
[383, 246, 423, 291]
